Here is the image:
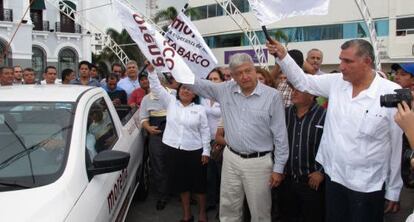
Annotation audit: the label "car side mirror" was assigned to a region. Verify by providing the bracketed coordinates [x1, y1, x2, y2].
[87, 150, 130, 176]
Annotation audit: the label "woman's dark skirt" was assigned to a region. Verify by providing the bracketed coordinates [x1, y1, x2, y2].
[165, 144, 207, 194]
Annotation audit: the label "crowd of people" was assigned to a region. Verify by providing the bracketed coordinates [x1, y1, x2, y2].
[1, 37, 414, 222]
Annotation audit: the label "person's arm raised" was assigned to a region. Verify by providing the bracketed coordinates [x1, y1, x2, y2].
[266, 39, 333, 98]
[146, 63, 174, 108]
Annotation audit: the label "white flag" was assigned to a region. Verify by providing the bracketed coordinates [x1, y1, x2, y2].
[164, 12, 218, 79]
[113, 0, 194, 84]
[248, 0, 330, 26]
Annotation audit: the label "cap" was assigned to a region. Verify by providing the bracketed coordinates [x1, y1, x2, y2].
[392, 63, 414, 76]
[138, 71, 148, 80]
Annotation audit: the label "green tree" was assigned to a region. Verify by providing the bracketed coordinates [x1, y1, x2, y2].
[153, 6, 199, 30]
[93, 28, 145, 69]
[274, 30, 290, 48]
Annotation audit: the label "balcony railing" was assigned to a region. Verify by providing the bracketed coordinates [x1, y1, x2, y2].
[0, 8, 13, 22]
[55, 22, 82, 34]
[33, 21, 50, 31]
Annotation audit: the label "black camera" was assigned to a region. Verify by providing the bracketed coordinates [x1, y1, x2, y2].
[380, 88, 413, 108]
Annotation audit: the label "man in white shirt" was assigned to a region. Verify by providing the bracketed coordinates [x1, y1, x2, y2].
[118, 60, 140, 98]
[267, 38, 403, 222]
[306, 48, 324, 75]
[42, 66, 60, 85]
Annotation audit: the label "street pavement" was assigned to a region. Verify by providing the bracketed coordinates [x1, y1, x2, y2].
[126, 188, 219, 222]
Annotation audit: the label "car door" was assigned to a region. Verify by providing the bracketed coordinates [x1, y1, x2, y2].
[66, 96, 125, 222]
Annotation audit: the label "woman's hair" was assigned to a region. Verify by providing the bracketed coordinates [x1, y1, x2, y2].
[256, 67, 277, 88]
[206, 68, 225, 81]
[176, 84, 200, 104]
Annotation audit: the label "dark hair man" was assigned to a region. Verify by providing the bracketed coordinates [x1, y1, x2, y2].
[61, 68, 75, 84]
[23, 68, 36, 84]
[128, 72, 150, 109]
[0, 66, 14, 86]
[268, 38, 403, 222]
[279, 84, 326, 222]
[104, 73, 127, 106]
[70, 61, 100, 87]
[43, 66, 58, 84]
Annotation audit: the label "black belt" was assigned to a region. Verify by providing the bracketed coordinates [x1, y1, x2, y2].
[228, 147, 271, 159]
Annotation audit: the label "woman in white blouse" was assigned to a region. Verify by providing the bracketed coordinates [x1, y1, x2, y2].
[147, 64, 210, 222]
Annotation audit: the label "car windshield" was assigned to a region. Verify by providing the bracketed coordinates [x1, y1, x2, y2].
[0, 102, 74, 191]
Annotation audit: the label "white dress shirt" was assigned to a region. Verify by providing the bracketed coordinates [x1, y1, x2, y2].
[118, 77, 140, 98]
[148, 71, 211, 156]
[201, 98, 221, 140]
[278, 54, 403, 201]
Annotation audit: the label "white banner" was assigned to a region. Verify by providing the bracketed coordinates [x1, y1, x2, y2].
[165, 12, 218, 79]
[113, 0, 194, 84]
[248, 0, 330, 26]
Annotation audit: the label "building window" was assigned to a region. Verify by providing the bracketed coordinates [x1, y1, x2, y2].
[58, 1, 76, 33]
[0, 39, 10, 66]
[396, 17, 414, 36]
[58, 48, 78, 77]
[375, 20, 389, 37]
[231, 0, 249, 13]
[215, 33, 242, 47]
[32, 46, 46, 80]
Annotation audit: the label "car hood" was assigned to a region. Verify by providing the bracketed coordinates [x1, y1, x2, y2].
[0, 184, 78, 222]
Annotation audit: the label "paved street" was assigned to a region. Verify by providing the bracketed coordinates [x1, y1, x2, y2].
[126, 188, 219, 222]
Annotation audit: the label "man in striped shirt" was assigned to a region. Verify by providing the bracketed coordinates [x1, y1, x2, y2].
[279, 84, 326, 222]
[187, 53, 289, 222]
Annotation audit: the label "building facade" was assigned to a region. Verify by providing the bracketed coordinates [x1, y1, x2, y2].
[189, 0, 414, 72]
[0, 0, 92, 79]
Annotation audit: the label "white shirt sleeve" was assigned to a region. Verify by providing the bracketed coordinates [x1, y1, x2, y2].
[148, 70, 174, 108]
[277, 54, 338, 98]
[385, 108, 404, 201]
[199, 106, 211, 157]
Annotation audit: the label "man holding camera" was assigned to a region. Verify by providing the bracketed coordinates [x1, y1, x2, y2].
[389, 63, 414, 222]
[267, 38, 403, 222]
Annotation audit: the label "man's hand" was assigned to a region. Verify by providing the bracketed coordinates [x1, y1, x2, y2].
[112, 98, 121, 106]
[146, 126, 161, 135]
[201, 155, 209, 165]
[308, 171, 324, 190]
[269, 172, 284, 188]
[266, 39, 287, 59]
[145, 61, 155, 73]
[384, 200, 400, 214]
[395, 101, 414, 132]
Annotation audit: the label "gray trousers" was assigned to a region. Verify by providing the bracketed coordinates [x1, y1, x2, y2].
[148, 134, 169, 198]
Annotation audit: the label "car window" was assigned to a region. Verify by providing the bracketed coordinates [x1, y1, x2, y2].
[86, 98, 118, 161]
[0, 102, 74, 191]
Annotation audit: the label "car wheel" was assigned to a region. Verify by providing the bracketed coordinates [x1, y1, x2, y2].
[135, 156, 149, 201]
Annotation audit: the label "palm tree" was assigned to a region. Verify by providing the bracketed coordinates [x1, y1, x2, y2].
[153, 6, 199, 30]
[274, 30, 290, 48]
[93, 28, 145, 69]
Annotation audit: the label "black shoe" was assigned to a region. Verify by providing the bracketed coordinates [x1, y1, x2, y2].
[179, 215, 194, 222]
[156, 199, 167, 210]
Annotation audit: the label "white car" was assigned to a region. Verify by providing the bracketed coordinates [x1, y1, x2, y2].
[0, 85, 148, 222]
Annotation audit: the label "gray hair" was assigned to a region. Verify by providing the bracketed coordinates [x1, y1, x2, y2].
[307, 48, 323, 58]
[341, 39, 375, 68]
[126, 60, 138, 67]
[229, 53, 254, 71]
